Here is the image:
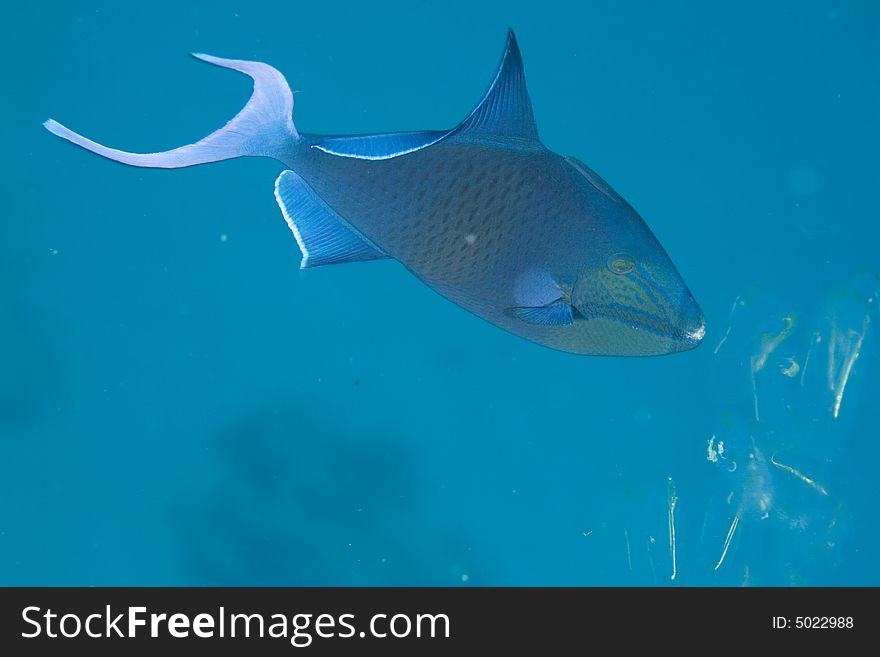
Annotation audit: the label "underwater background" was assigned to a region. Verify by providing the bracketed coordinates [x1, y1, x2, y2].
[1, 0, 878, 585]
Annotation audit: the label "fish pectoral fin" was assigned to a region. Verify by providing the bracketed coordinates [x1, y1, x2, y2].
[507, 300, 574, 326]
[274, 170, 389, 269]
[513, 267, 568, 307]
[311, 131, 448, 160]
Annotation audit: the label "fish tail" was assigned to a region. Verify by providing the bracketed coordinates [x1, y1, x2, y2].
[43, 54, 299, 168]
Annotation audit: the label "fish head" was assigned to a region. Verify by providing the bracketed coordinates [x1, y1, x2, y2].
[568, 243, 705, 356]
[563, 158, 705, 356]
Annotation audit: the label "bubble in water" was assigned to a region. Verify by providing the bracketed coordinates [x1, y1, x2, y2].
[788, 166, 818, 197]
[699, 276, 877, 584]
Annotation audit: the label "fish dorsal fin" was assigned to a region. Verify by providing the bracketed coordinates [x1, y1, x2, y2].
[455, 29, 538, 142]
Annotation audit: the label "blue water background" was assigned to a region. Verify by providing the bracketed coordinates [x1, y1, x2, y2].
[1, 1, 878, 585]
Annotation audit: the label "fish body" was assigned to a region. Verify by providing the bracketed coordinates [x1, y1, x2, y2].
[44, 31, 704, 355]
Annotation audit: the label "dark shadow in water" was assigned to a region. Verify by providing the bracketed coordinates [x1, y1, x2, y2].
[175, 401, 482, 585]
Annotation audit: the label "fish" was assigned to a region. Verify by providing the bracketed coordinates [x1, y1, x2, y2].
[43, 30, 704, 356]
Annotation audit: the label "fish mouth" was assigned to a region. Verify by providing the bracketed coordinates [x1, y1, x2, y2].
[573, 301, 705, 351]
[683, 317, 706, 345]
[572, 264, 705, 352]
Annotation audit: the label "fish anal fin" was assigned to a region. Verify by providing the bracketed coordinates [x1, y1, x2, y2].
[274, 170, 388, 268]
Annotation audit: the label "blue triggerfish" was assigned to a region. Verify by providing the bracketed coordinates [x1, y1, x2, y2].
[44, 30, 704, 356]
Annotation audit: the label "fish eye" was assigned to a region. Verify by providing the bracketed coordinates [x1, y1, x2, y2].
[607, 254, 635, 275]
